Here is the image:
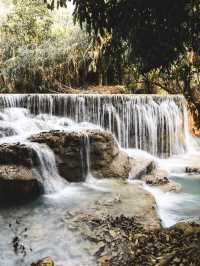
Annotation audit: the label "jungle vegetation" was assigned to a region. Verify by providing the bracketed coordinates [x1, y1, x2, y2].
[0, 0, 200, 126]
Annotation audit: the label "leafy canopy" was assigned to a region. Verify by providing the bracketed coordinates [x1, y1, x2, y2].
[46, 0, 200, 72]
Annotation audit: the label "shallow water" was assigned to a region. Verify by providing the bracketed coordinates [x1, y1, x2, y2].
[0, 184, 109, 266]
[145, 151, 200, 227]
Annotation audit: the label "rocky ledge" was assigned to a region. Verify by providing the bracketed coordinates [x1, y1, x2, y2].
[0, 129, 182, 202]
[30, 129, 137, 182]
[0, 144, 42, 202]
[0, 165, 43, 201]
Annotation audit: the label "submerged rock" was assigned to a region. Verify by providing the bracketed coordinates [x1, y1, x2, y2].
[0, 126, 17, 138]
[30, 129, 132, 182]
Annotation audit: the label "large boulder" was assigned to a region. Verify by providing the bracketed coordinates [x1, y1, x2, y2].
[0, 143, 42, 202]
[89, 130, 131, 179]
[0, 143, 38, 168]
[0, 165, 43, 201]
[30, 129, 132, 182]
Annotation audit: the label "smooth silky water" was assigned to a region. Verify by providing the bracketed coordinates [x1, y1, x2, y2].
[0, 94, 199, 265]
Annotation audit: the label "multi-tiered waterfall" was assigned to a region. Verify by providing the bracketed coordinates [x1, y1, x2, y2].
[0, 94, 189, 157]
[1, 93, 200, 266]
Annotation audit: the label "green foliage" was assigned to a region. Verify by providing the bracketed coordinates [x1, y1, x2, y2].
[0, 0, 97, 92]
[47, 0, 200, 73]
[3, 0, 53, 46]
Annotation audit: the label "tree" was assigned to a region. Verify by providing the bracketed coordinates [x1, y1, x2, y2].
[4, 0, 53, 46]
[0, 0, 99, 92]
[46, 0, 200, 73]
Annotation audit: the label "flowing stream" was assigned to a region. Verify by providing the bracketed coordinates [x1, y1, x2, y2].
[0, 93, 200, 265]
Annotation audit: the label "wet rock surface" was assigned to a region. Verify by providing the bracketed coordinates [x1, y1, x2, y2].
[142, 169, 169, 186]
[30, 129, 132, 182]
[186, 166, 200, 174]
[0, 144, 42, 201]
[65, 179, 160, 231]
[66, 213, 200, 266]
[0, 143, 38, 168]
[141, 168, 182, 192]
[0, 165, 43, 201]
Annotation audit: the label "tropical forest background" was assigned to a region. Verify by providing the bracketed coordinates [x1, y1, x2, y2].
[0, 0, 200, 127]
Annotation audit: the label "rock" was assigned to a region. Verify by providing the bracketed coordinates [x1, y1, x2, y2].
[186, 166, 200, 174]
[89, 130, 131, 179]
[31, 257, 55, 266]
[142, 168, 182, 192]
[0, 165, 43, 201]
[0, 126, 17, 138]
[30, 129, 132, 182]
[0, 143, 38, 168]
[142, 169, 169, 186]
[129, 158, 156, 180]
[171, 222, 200, 236]
[0, 143, 42, 202]
[159, 180, 182, 192]
[65, 179, 161, 231]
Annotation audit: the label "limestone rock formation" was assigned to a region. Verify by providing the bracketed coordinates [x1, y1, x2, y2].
[0, 143, 38, 168]
[30, 129, 132, 182]
[0, 144, 42, 201]
[0, 165, 43, 201]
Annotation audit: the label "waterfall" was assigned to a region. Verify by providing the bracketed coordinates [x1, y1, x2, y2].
[0, 94, 189, 157]
[80, 133, 91, 179]
[25, 142, 67, 193]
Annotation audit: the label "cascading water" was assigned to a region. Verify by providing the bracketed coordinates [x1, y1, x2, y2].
[0, 93, 199, 266]
[0, 94, 189, 158]
[26, 142, 67, 194]
[80, 133, 91, 179]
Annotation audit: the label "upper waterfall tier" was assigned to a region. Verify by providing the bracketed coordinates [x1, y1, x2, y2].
[0, 94, 189, 157]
